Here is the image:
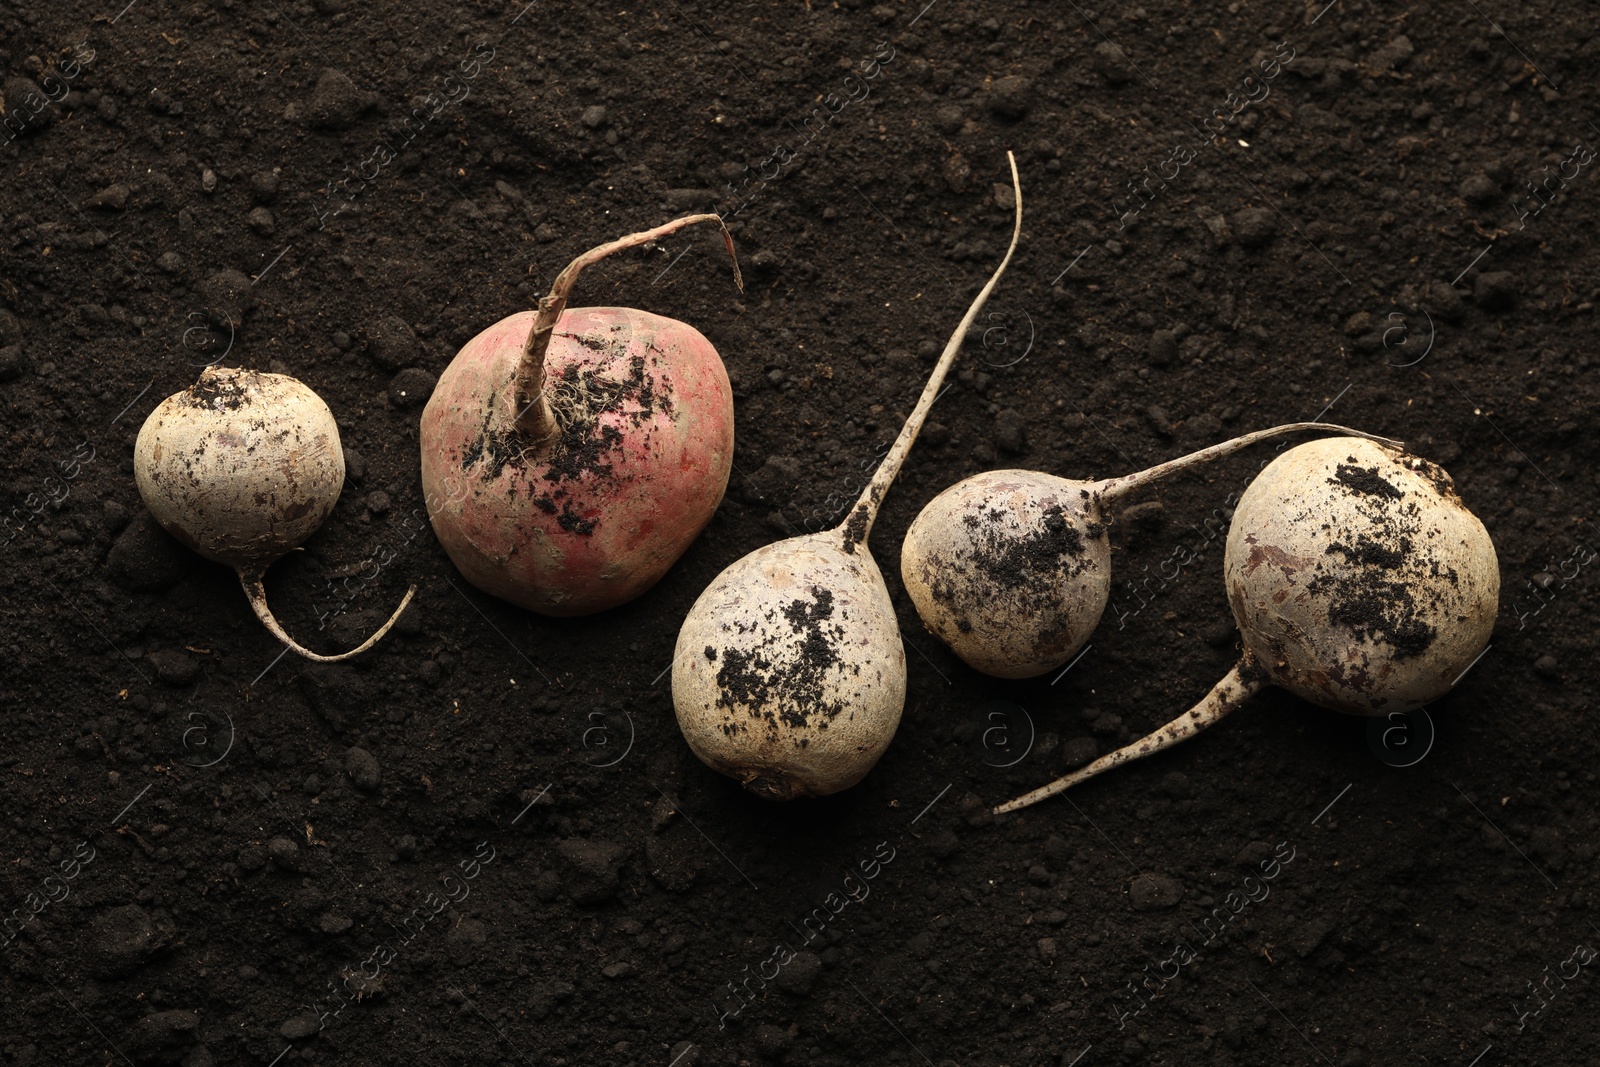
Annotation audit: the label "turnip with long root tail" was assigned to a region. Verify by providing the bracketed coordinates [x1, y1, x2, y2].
[672, 152, 1024, 801]
[995, 436, 1499, 814]
[135, 366, 416, 662]
[420, 213, 742, 616]
[901, 422, 1402, 680]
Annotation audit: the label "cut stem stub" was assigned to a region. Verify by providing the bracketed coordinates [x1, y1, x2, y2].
[242, 568, 417, 663]
[515, 213, 744, 439]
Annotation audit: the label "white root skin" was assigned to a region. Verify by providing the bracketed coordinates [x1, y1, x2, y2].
[671, 535, 905, 800]
[672, 152, 1024, 798]
[901, 423, 1401, 679]
[135, 365, 414, 662]
[901, 470, 1110, 680]
[136, 366, 344, 570]
[1227, 437, 1498, 713]
[993, 663, 1264, 814]
[994, 436, 1499, 813]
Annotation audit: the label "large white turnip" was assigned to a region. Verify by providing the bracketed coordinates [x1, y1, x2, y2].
[672, 153, 1023, 800]
[135, 366, 415, 662]
[995, 437, 1499, 813]
[420, 214, 742, 616]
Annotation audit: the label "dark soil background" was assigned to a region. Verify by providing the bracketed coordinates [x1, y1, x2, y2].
[2, 1, 1597, 1065]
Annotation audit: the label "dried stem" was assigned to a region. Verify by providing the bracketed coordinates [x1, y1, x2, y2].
[514, 213, 744, 439]
[241, 568, 417, 663]
[838, 151, 1023, 548]
[1095, 424, 1404, 506]
[993, 660, 1265, 814]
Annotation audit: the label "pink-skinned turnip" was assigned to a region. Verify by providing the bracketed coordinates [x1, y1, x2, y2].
[420, 214, 742, 616]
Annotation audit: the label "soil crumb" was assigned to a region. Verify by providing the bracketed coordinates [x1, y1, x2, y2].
[1331, 462, 1404, 500]
[460, 333, 675, 536]
[714, 586, 847, 733]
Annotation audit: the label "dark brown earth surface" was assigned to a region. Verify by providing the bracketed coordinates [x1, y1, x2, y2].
[2, 1, 1598, 1064]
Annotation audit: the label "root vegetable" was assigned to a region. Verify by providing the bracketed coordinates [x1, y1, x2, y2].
[134, 366, 415, 662]
[901, 423, 1400, 679]
[672, 153, 1024, 800]
[995, 436, 1499, 813]
[420, 214, 742, 616]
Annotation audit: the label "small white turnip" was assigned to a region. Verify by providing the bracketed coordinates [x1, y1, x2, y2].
[672, 153, 1024, 800]
[420, 214, 742, 617]
[901, 423, 1399, 679]
[995, 436, 1499, 813]
[135, 366, 415, 662]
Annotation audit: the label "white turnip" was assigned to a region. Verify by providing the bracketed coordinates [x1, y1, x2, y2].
[135, 366, 416, 662]
[901, 423, 1399, 679]
[995, 436, 1499, 813]
[420, 214, 742, 616]
[672, 153, 1023, 800]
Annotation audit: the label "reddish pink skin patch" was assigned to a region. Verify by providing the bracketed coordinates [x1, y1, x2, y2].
[420, 306, 733, 616]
